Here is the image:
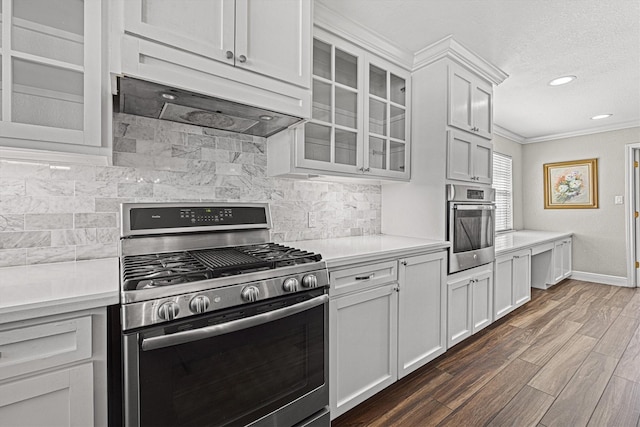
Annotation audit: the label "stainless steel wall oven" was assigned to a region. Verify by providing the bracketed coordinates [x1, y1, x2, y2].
[108, 202, 330, 427]
[447, 184, 496, 273]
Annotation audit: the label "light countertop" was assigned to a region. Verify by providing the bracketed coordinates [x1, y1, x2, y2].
[495, 230, 573, 255]
[0, 257, 120, 324]
[284, 235, 450, 269]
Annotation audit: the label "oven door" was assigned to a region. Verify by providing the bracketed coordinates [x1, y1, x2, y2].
[449, 203, 495, 273]
[122, 290, 329, 427]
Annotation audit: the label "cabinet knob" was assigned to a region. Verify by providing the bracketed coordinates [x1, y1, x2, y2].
[364, 167, 370, 172]
[238, 55, 247, 63]
[401, 260, 407, 266]
[225, 50, 234, 59]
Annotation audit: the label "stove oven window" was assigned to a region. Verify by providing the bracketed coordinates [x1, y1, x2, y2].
[135, 300, 325, 426]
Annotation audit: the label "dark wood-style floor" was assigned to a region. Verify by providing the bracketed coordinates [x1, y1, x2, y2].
[332, 279, 640, 427]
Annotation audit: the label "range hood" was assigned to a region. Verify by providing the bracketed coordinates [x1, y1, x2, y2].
[114, 77, 303, 138]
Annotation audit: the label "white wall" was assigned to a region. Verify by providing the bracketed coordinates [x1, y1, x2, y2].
[493, 134, 523, 230]
[521, 127, 640, 278]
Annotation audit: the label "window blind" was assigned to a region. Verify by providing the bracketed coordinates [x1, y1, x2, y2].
[492, 152, 513, 232]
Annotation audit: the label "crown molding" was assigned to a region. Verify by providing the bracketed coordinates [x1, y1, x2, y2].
[413, 35, 508, 85]
[521, 120, 640, 144]
[494, 121, 640, 144]
[493, 125, 525, 143]
[314, 2, 414, 70]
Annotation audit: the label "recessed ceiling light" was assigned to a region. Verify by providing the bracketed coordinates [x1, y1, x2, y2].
[259, 115, 274, 121]
[548, 75, 577, 86]
[161, 93, 177, 100]
[591, 114, 613, 120]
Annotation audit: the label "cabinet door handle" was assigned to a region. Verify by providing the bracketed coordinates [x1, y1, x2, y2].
[401, 260, 407, 266]
[238, 55, 247, 63]
[225, 50, 234, 59]
[364, 167, 370, 172]
[393, 285, 400, 292]
[355, 273, 375, 281]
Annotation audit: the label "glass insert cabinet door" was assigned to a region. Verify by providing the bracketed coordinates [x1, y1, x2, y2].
[365, 61, 409, 178]
[0, 0, 102, 147]
[296, 30, 410, 180]
[298, 35, 362, 174]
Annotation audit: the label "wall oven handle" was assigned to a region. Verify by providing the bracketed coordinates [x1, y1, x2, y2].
[141, 294, 329, 351]
[454, 204, 495, 211]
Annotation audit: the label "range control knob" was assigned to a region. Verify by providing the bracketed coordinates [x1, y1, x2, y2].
[301, 274, 318, 288]
[241, 285, 261, 302]
[157, 301, 180, 321]
[189, 295, 211, 314]
[283, 277, 300, 292]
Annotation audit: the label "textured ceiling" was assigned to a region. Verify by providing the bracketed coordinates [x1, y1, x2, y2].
[317, 0, 640, 142]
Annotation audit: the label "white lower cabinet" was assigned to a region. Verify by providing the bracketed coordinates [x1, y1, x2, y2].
[0, 363, 94, 426]
[494, 249, 532, 320]
[447, 265, 493, 348]
[330, 284, 398, 418]
[329, 250, 447, 419]
[397, 252, 447, 378]
[0, 308, 107, 427]
[552, 238, 573, 284]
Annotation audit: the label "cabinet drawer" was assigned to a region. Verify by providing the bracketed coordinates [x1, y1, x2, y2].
[0, 316, 92, 381]
[330, 261, 398, 296]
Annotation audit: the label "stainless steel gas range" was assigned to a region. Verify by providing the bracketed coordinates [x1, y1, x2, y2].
[108, 202, 330, 427]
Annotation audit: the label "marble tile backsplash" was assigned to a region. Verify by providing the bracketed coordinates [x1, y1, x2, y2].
[0, 113, 381, 267]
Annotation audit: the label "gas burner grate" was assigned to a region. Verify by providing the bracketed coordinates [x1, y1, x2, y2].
[121, 252, 211, 291]
[121, 243, 323, 290]
[237, 243, 323, 266]
[190, 248, 272, 277]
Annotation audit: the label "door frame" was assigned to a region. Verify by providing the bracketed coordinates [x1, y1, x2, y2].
[625, 143, 640, 287]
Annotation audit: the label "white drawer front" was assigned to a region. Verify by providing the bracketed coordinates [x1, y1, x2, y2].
[330, 261, 398, 297]
[0, 316, 92, 381]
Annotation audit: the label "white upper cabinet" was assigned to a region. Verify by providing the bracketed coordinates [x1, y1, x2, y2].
[234, 0, 309, 87]
[123, 0, 309, 87]
[117, 0, 312, 118]
[364, 58, 410, 179]
[124, 0, 235, 66]
[268, 28, 411, 181]
[446, 130, 493, 184]
[448, 63, 493, 139]
[0, 0, 109, 158]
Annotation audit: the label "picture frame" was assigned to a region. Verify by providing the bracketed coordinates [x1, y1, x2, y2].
[543, 158, 598, 209]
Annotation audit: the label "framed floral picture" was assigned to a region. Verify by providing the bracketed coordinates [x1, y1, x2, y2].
[543, 158, 599, 209]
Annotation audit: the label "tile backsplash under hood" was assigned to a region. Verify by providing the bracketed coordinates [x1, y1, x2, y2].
[114, 77, 303, 138]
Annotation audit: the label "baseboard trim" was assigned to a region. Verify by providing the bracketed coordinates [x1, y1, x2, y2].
[571, 271, 630, 287]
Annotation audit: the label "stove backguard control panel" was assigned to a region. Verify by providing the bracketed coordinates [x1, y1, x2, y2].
[129, 206, 268, 230]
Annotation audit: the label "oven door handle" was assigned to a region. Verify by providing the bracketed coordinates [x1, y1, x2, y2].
[454, 204, 495, 210]
[141, 294, 329, 351]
